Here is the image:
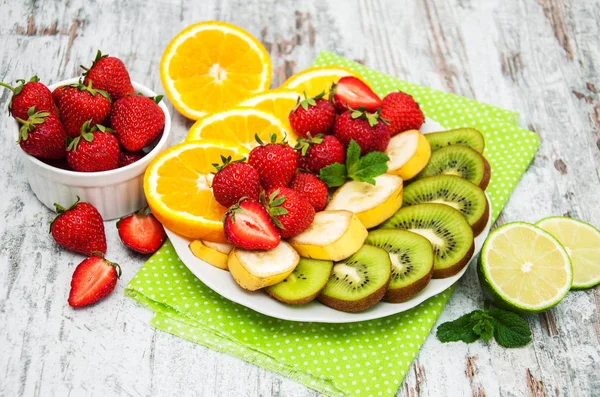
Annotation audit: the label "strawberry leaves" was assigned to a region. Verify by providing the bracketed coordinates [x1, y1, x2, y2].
[319, 140, 389, 187]
[260, 189, 288, 229]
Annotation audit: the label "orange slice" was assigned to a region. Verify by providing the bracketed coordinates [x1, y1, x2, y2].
[186, 108, 296, 150]
[144, 140, 248, 242]
[280, 66, 359, 98]
[236, 89, 300, 131]
[160, 21, 272, 119]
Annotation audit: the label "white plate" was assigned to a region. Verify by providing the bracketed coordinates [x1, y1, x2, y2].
[166, 119, 492, 323]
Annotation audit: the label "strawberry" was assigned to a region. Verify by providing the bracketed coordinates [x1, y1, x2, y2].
[211, 155, 261, 208]
[119, 150, 145, 167]
[264, 187, 315, 238]
[54, 82, 112, 138]
[42, 157, 71, 170]
[66, 121, 120, 172]
[331, 76, 382, 113]
[117, 209, 166, 254]
[295, 134, 345, 174]
[81, 50, 134, 101]
[110, 95, 165, 152]
[223, 199, 281, 250]
[248, 134, 298, 190]
[380, 91, 424, 135]
[50, 196, 106, 256]
[17, 107, 67, 159]
[68, 255, 121, 308]
[333, 109, 390, 155]
[288, 91, 336, 138]
[0, 76, 57, 120]
[289, 173, 328, 211]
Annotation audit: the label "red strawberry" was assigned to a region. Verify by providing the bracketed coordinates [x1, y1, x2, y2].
[50, 197, 106, 256]
[248, 134, 298, 190]
[223, 199, 281, 250]
[117, 209, 166, 254]
[333, 109, 391, 155]
[288, 91, 336, 138]
[42, 157, 71, 170]
[211, 155, 261, 208]
[264, 187, 315, 238]
[0, 76, 57, 120]
[82, 50, 134, 101]
[296, 134, 345, 174]
[66, 122, 120, 172]
[17, 107, 67, 159]
[68, 255, 121, 308]
[119, 150, 145, 167]
[55, 82, 112, 138]
[331, 76, 382, 113]
[289, 173, 328, 211]
[380, 91, 424, 135]
[110, 95, 165, 151]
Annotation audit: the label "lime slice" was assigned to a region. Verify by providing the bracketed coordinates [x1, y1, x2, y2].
[536, 216, 600, 290]
[478, 222, 573, 314]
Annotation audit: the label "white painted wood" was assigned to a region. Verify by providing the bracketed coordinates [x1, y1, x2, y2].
[0, 0, 598, 396]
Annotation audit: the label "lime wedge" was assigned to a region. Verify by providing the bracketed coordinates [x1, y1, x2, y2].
[536, 216, 600, 290]
[478, 222, 573, 314]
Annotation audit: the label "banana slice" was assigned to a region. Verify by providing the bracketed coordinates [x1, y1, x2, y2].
[189, 240, 233, 270]
[228, 241, 300, 291]
[326, 174, 403, 228]
[289, 210, 368, 261]
[386, 130, 431, 180]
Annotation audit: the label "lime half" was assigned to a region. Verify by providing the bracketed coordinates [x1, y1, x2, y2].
[478, 222, 572, 314]
[536, 216, 600, 290]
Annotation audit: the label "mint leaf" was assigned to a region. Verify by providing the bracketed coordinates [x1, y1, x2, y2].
[471, 312, 495, 342]
[350, 151, 389, 185]
[319, 163, 347, 187]
[319, 140, 388, 187]
[488, 308, 532, 348]
[436, 311, 481, 343]
[346, 140, 361, 171]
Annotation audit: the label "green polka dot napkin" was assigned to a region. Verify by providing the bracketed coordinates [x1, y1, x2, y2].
[126, 52, 540, 397]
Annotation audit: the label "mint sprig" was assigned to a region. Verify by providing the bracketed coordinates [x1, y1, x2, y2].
[319, 140, 389, 187]
[437, 308, 531, 348]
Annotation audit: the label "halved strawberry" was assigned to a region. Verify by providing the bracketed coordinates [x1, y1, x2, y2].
[68, 255, 121, 308]
[117, 209, 167, 254]
[224, 199, 281, 250]
[331, 76, 382, 113]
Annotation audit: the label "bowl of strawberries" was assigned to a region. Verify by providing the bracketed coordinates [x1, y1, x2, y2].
[4, 51, 171, 220]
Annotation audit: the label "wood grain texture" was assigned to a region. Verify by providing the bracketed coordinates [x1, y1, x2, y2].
[0, 0, 599, 396]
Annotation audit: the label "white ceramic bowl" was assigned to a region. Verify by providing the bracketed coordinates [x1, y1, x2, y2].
[13, 78, 171, 220]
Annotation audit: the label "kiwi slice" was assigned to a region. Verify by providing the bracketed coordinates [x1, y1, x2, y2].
[414, 145, 491, 190]
[318, 245, 391, 312]
[365, 229, 434, 303]
[266, 258, 333, 304]
[403, 175, 490, 236]
[380, 203, 474, 278]
[425, 128, 485, 153]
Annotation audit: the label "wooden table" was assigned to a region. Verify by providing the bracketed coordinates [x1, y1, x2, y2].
[1, 0, 599, 396]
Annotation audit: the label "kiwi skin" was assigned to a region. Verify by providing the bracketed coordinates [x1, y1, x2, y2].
[385, 262, 433, 303]
[265, 266, 333, 305]
[434, 241, 475, 278]
[472, 198, 491, 236]
[318, 276, 390, 312]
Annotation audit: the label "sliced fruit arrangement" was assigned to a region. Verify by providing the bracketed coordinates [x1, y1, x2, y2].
[266, 258, 333, 305]
[425, 128, 485, 153]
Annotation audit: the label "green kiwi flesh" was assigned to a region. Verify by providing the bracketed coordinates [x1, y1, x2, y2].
[365, 229, 434, 303]
[425, 128, 485, 153]
[380, 203, 474, 278]
[266, 258, 333, 304]
[403, 175, 490, 236]
[318, 245, 391, 312]
[414, 145, 491, 190]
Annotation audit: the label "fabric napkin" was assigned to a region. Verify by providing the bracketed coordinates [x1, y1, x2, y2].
[125, 52, 540, 397]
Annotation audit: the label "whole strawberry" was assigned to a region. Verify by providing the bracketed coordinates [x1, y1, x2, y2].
[50, 196, 106, 256]
[296, 134, 345, 174]
[111, 95, 165, 152]
[289, 173, 328, 211]
[119, 150, 145, 167]
[333, 109, 391, 155]
[0, 76, 57, 120]
[224, 199, 281, 250]
[66, 121, 120, 172]
[212, 155, 261, 208]
[264, 187, 315, 239]
[68, 255, 121, 308]
[248, 134, 298, 190]
[54, 82, 111, 138]
[82, 50, 134, 101]
[380, 91, 424, 135]
[288, 91, 336, 138]
[17, 107, 67, 159]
